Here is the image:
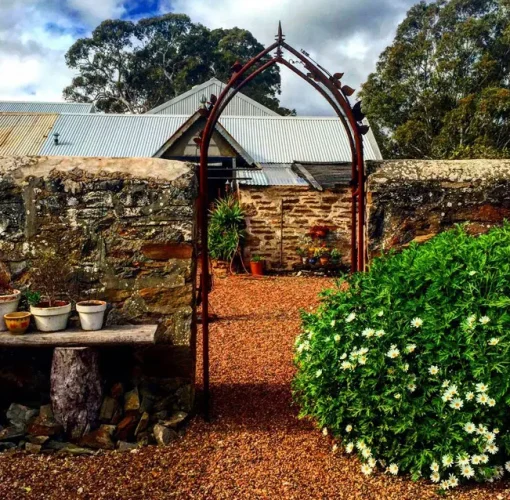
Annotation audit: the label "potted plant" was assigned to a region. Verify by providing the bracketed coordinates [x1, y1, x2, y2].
[296, 247, 308, 265]
[309, 225, 329, 240]
[319, 246, 331, 266]
[29, 250, 75, 332]
[76, 300, 107, 331]
[331, 248, 341, 264]
[250, 255, 264, 276]
[0, 262, 21, 332]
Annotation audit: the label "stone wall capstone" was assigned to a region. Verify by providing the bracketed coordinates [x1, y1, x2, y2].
[367, 159, 510, 257]
[0, 156, 197, 428]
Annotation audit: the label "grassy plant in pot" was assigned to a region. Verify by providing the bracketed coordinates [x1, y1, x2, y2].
[29, 250, 74, 332]
[250, 255, 264, 276]
[0, 262, 21, 332]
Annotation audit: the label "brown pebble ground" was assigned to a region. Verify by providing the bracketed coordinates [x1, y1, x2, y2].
[0, 276, 508, 499]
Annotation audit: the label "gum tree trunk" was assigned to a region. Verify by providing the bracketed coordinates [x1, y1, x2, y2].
[50, 347, 102, 440]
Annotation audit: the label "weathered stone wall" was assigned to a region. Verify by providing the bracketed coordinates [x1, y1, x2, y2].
[0, 156, 197, 415]
[367, 159, 510, 257]
[238, 185, 352, 269]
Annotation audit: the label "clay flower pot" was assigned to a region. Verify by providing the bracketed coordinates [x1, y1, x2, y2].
[320, 256, 330, 266]
[250, 260, 264, 276]
[76, 300, 107, 331]
[30, 301, 71, 332]
[0, 290, 21, 331]
[3, 311, 31, 335]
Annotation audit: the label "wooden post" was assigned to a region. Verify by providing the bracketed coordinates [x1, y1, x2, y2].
[50, 347, 103, 440]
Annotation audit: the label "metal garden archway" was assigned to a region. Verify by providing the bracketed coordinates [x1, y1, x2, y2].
[198, 23, 369, 418]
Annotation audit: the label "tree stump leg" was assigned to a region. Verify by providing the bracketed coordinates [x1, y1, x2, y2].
[50, 347, 102, 440]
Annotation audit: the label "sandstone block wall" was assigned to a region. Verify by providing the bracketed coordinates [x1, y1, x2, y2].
[0, 156, 197, 412]
[367, 159, 510, 257]
[238, 185, 352, 269]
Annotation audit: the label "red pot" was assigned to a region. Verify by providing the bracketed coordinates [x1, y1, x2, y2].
[250, 261, 264, 276]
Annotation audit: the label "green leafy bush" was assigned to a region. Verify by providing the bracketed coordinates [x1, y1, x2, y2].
[208, 196, 246, 262]
[294, 224, 510, 490]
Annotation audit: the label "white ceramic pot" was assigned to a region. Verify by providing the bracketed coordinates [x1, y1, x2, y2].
[76, 300, 107, 331]
[0, 290, 21, 331]
[30, 301, 71, 332]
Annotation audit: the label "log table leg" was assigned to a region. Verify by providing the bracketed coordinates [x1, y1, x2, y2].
[50, 347, 103, 440]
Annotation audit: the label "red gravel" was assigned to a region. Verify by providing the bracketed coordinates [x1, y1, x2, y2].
[0, 276, 509, 499]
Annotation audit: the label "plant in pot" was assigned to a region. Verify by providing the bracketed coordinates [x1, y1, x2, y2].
[0, 262, 21, 332]
[330, 248, 341, 264]
[319, 246, 331, 266]
[208, 196, 246, 274]
[29, 250, 75, 332]
[250, 255, 264, 276]
[296, 247, 308, 265]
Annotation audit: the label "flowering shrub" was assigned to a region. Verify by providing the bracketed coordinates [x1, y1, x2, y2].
[293, 224, 510, 490]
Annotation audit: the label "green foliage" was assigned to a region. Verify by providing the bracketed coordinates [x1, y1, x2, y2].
[360, 0, 510, 159]
[208, 196, 246, 263]
[63, 14, 292, 115]
[294, 224, 510, 489]
[24, 290, 41, 307]
[251, 255, 262, 263]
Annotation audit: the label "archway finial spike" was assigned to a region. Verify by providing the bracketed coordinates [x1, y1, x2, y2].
[276, 21, 284, 42]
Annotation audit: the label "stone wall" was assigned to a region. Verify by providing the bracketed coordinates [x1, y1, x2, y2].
[238, 185, 352, 269]
[0, 156, 197, 447]
[367, 159, 510, 257]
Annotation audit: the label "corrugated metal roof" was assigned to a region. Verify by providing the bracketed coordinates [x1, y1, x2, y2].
[220, 116, 381, 163]
[0, 113, 58, 156]
[0, 101, 94, 114]
[147, 78, 279, 117]
[40, 114, 189, 157]
[238, 163, 308, 186]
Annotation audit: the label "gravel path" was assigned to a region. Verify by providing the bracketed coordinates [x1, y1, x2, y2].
[0, 276, 509, 499]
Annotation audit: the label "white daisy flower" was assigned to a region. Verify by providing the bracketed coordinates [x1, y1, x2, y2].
[479, 454, 489, 464]
[375, 329, 386, 337]
[442, 380, 451, 388]
[405, 344, 417, 353]
[429, 365, 439, 375]
[461, 465, 474, 479]
[476, 424, 488, 435]
[362, 448, 372, 458]
[332, 444, 338, 453]
[362, 328, 375, 338]
[407, 383, 416, 392]
[334, 334, 341, 342]
[316, 369, 323, 378]
[430, 462, 439, 472]
[386, 346, 400, 359]
[464, 422, 476, 434]
[388, 463, 399, 475]
[442, 455, 453, 468]
[488, 338, 499, 346]
[368, 457, 377, 468]
[341, 361, 353, 370]
[411, 317, 423, 328]
[465, 392, 475, 401]
[345, 442, 354, 453]
[494, 428, 500, 434]
[457, 455, 470, 466]
[479, 316, 490, 325]
[356, 440, 366, 450]
[377, 310, 384, 317]
[488, 398, 496, 407]
[442, 392, 453, 402]
[340, 353, 347, 360]
[346, 312, 356, 323]
[322, 427, 328, 436]
[402, 363, 409, 372]
[345, 425, 353, 433]
[477, 393, 489, 405]
[466, 314, 477, 326]
[448, 474, 459, 488]
[484, 432, 496, 443]
[505, 461, 510, 473]
[440, 480, 450, 490]
[359, 347, 369, 355]
[450, 398, 464, 410]
[394, 393, 401, 400]
[430, 472, 440, 483]
[485, 443, 499, 455]
[360, 464, 373, 475]
[471, 455, 481, 465]
[449, 384, 459, 395]
[359, 355, 367, 365]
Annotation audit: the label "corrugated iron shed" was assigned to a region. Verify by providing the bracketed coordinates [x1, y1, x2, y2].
[147, 78, 279, 117]
[237, 163, 308, 186]
[293, 162, 352, 190]
[40, 114, 189, 158]
[220, 116, 382, 164]
[0, 113, 58, 156]
[0, 101, 94, 114]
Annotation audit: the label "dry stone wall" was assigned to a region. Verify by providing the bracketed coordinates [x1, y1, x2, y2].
[367, 159, 510, 257]
[238, 185, 352, 270]
[0, 156, 197, 451]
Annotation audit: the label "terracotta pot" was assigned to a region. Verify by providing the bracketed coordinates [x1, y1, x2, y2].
[4, 311, 31, 335]
[250, 261, 264, 276]
[320, 256, 330, 266]
[30, 301, 71, 332]
[76, 300, 107, 331]
[0, 290, 21, 331]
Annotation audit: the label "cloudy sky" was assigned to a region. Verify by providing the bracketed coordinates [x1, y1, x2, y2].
[0, 0, 419, 115]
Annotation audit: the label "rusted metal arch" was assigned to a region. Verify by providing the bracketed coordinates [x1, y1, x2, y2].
[198, 25, 368, 419]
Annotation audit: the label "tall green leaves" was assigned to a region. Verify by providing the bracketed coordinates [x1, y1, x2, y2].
[208, 196, 246, 263]
[360, 0, 510, 159]
[294, 223, 510, 488]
